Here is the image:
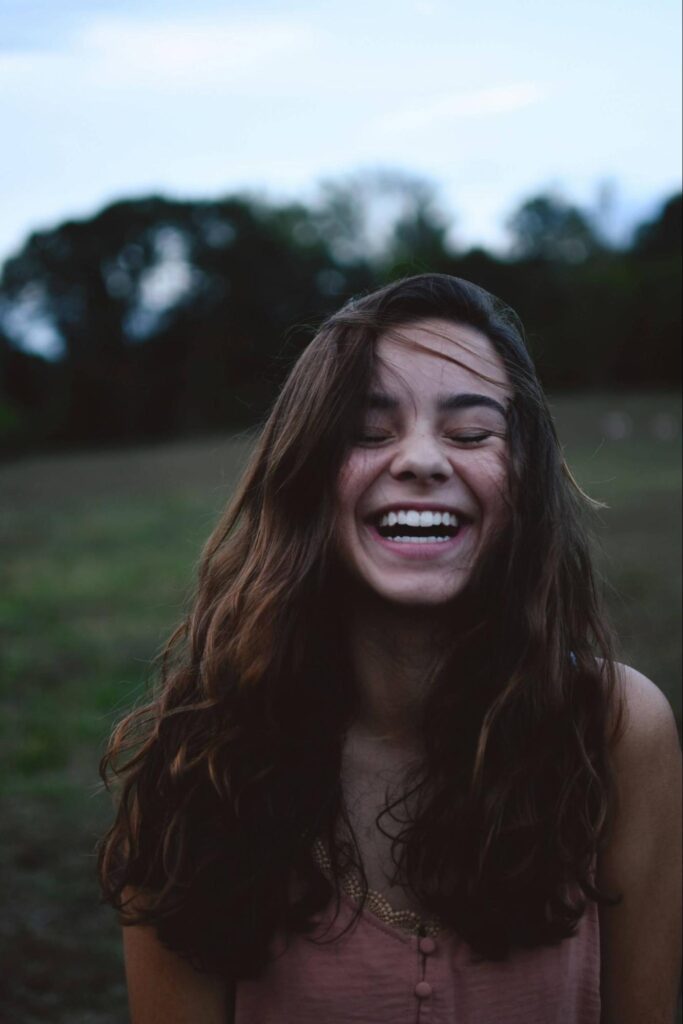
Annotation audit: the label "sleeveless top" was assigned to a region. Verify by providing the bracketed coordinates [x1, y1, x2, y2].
[234, 839, 602, 1024]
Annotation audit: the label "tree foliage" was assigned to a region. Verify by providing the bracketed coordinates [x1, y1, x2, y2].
[506, 194, 602, 264]
[0, 178, 680, 453]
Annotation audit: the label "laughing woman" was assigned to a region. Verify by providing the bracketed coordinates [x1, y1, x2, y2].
[98, 274, 681, 1023]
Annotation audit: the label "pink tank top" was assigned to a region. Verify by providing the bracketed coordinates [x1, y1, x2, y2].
[235, 886, 601, 1023]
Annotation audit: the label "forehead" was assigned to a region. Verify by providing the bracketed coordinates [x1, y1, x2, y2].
[372, 317, 510, 402]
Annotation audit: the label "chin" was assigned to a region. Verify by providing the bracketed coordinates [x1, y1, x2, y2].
[369, 579, 468, 608]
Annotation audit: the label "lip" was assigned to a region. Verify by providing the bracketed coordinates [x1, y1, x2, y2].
[364, 520, 471, 560]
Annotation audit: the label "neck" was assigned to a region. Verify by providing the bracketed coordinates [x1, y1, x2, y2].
[345, 593, 452, 743]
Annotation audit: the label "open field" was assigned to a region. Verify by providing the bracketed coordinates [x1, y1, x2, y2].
[0, 393, 680, 1022]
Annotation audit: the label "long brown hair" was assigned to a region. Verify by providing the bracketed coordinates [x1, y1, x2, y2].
[97, 273, 624, 977]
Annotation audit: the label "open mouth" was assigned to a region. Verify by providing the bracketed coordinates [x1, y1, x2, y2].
[367, 509, 468, 545]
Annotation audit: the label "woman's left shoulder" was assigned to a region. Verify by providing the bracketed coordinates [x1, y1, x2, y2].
[609, 662, 680, 764]
[600, 659, 680, 877]
[596, 664, 681, 1020]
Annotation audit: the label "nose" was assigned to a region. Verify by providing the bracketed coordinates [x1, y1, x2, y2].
[389, 430, 453, 483]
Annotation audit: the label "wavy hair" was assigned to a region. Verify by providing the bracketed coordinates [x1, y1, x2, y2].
[97, 273, 624, 977]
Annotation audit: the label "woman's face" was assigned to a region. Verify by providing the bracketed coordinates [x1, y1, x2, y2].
[334, 318, 512, 607]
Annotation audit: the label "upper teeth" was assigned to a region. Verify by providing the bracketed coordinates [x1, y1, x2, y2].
[378, 510, 459, 528]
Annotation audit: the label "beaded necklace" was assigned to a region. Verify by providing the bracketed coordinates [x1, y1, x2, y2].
[311, 837, 441, 938]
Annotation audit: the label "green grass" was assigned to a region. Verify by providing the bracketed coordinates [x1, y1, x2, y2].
[550, 393, 681, 704]
[0, 397, 680, 1022]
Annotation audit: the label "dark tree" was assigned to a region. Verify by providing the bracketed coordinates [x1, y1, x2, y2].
[0, 184, 679, 453]
[633, 193, 682, 258]
[506, 194, 602, 264]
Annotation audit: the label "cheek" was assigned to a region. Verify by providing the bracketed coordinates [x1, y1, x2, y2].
[335, 450, 379, 514]
[334, 460, 360, 520]
[487, 463, 511, 525]
[465, 451, 510, 518]
[333, 461, 366, 550]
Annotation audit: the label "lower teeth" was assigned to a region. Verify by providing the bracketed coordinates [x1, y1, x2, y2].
[386, 535, 451, 543]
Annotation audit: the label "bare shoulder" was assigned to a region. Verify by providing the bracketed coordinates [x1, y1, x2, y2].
[597, 664, 682, 1022]
[610, 662, 680, 765]
[121, 888, 231, 1024]
[604, 661, 681, 856]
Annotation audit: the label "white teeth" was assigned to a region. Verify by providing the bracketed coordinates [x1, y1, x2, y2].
[391, 535, 450, 543]
[377, 509, 460, 528]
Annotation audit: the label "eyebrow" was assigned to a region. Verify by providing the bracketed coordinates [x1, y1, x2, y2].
[364, 391, 508, 419]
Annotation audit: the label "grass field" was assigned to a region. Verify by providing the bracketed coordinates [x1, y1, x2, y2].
[0, 393, 680, 1023]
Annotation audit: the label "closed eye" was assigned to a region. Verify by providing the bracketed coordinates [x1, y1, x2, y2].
[447, 431, 501, 444]
[353, 433, 392, 445]
[353, 431, 505, 446]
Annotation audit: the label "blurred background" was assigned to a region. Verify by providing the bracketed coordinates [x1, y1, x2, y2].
[0, 1, 680, 1020]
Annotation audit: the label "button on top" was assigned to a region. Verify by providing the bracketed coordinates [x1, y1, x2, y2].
[419, 936, 436, 955]
[415, 981, 432, 999]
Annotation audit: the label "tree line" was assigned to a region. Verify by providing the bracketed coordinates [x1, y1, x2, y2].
[0, 173, 680, 454]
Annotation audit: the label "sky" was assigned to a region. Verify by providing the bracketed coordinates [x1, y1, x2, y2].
[0, 0, 681, 267]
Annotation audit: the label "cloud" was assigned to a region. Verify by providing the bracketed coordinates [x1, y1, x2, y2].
[377, 83, 545, 135]
[0, 13, 320, 93]
[83, 15, 318, 89]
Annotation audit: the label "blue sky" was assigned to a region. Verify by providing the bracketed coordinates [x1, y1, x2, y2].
[1, 0, 680, 265]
